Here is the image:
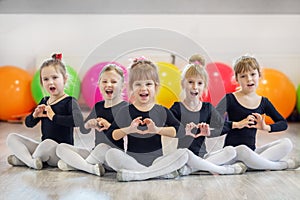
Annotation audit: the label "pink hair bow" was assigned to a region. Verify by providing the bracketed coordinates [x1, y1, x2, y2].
[133, 56, 147, 62]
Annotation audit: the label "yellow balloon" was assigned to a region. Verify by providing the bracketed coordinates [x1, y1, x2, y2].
[156, 62, 181, 108]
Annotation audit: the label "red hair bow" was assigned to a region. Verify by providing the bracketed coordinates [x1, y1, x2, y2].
[55, 53, 62, 60]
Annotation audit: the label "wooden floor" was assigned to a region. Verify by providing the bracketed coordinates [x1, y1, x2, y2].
[0, 121, 299, 200]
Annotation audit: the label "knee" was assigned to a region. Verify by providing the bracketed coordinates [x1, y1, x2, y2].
[94, 143, 111, 152]
[56, 143, 70, 157]
[6, 133, 19, 145]
[235, 145, 252, 155]
[280, 138, 293, 152]
[281, 138, 293, 147]
[223, 146, 237, 158]
[41, 139, 58, 147]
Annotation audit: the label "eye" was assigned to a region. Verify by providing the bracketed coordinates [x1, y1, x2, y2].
[111, 80, 117, 84]
[146, 82, 153, 86]
[43, 78, 48, 81]
[240, 75, 245, 78]
[134, 83, 141, 87]
[188, 80, 193, 84]
[251, 73, 256, 76]
[198, 81, 203, 85]
[102, 80, 108, 84]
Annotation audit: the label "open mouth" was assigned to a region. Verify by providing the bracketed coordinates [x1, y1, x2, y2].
[190, 91, 199, 96]
[49, 86, 56, 92]
[105, 90, 113, 95]
[247, 83, 255, 87]
[140, 93, 149, 98]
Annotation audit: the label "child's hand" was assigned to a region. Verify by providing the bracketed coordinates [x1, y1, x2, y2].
[194, 122, 211, 138]
[128, 116, 144, 134]
[32, 104, 47, 118]
[252, 113, 270, 132]
[96, 117, 111, 132]
[44, 105, 55, 121]
[234, 115, 257, 129]
[143, 118, 159, 134]
[129, 117, 159, 134]
[185, 122, 198, 137]
[185, 122, 211, 138]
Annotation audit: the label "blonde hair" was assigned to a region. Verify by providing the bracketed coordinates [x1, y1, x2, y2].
[188, 54, 206, 66]
[182, 54, 209, 90]
[233, 55, 261, 79]
[98, 63, 124, 83]
[128, 58, 160, 91]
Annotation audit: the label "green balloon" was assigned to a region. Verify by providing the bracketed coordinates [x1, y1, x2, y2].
[30, 65, 81, 104]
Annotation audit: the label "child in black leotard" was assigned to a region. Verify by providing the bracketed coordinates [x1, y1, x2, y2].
[6, 53, 84, 169]
[105, 57, 246, 182]
[56, 64, 128, 176]
[216, 55, 299, 170]
[170, 54, 237, 170]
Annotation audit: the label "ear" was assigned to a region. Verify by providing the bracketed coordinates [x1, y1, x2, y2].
[64, 75, 68, 84]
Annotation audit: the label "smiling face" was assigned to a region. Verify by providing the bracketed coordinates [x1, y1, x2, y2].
[41, 65, 67, 97]
[98, 70, 124, 103]
[182, 75, 205, 101]
[132, 79, 157, 106]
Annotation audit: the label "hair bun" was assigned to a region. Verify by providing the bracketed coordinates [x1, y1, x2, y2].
[188, 54, 205, 66]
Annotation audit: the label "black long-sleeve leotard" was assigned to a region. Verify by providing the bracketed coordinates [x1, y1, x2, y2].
[25, 96, 84, 145]
[80, 101, 128, 149]
[170, 102, 224, 157]
[216, 93, 288, 150]
[107, 104, 185, 166]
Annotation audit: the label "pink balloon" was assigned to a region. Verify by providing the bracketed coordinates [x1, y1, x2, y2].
[81, 62, 128, 108]
[202, 62, 239, 106]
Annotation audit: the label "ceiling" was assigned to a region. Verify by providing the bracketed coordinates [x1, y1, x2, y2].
[1, 0, 300, 14]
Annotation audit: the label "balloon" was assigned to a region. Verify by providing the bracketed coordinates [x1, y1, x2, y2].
[297, 84, 300, 114]
[0, 66, 36, 120]
[81, 62, 128, 108]
[156, 62, 181, 108]
[31, 65, 81, 104]
[256, 68, 296, 124]
[202, 62, 239, 106]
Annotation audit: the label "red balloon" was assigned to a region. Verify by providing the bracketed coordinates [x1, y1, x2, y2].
[202, 62, 239, 106]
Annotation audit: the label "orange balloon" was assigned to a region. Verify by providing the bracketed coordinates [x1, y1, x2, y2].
[0, 66, 36, 120]
[256, 68, 296, 124]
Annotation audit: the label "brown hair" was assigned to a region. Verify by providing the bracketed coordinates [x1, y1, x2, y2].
[128, 58, 160, 91]
[233, 55, 261, 79]
[40, 53, 67, 85]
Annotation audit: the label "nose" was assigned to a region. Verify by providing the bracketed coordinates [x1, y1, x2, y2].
[192, 82, 198, 89]
[246, 74, 252, 81]
[107, 81, 112, 86]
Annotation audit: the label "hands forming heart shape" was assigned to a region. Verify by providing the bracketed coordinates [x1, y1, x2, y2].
[130, 116, 158, 134]
[185, 122, 211, 138]
[33, 104, 55, 120]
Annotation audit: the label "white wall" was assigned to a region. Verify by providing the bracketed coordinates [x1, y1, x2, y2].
[1, 14, 299, 87]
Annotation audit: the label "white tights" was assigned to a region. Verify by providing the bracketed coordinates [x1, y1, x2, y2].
[6, 133, 59, 168]
[56, 143, 112, 174]
[105, 147, 239, 181]
[231, 138, 293, 170]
